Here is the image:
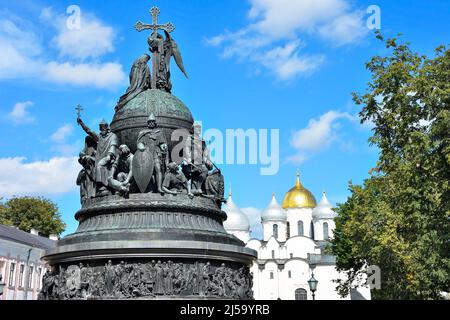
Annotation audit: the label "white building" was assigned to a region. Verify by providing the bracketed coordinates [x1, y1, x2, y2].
[0, 225, 57, 300]
[224, 173, 371, 300]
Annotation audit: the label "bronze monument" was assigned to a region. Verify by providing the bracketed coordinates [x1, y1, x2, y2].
[39, 6, 256, 300]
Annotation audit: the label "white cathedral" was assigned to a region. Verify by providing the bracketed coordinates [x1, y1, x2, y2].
[223, 173, 371, 300]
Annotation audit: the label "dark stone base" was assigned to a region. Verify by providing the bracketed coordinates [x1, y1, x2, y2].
[40, 193, 256, 300]
[39, 258, 253, 300]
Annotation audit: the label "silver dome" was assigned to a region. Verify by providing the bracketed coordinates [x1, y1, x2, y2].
[223, 194, 250, 231]
[312, 192, 337, 220]
[261, 194, 287, 222]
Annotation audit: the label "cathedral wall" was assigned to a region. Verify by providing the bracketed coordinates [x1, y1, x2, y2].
[252, 259, 352, 300]
[229, 230, 250, 243]
[258, 237, 282, 260]
[249, 263, 261, 299]
[279, 260, 311, 300]
[286, 208, 313, 237]
[313, 219, 336, 241]
[313, 265, 350, 300]
[246, 239, 261, 253]
[284, 237, 318, 259]
[256, 261, 280, 299]
[262, 221, 287, 242]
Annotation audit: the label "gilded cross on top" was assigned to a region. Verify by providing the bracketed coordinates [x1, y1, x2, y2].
[134, 6, 175, 35]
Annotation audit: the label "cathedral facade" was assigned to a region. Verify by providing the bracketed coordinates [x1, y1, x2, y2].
[223, 173, 371, 300]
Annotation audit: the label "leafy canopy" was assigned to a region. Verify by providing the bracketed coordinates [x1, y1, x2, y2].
[0, 196, 66, 237]
[332, 32, 450, 300]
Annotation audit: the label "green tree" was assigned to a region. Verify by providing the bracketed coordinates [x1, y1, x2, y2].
[332, 32, 450, 300]
[0, 199, 9, 225]
[0, 197, 66, 237]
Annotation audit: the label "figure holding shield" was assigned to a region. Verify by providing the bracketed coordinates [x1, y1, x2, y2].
[133, 114, 168, 193]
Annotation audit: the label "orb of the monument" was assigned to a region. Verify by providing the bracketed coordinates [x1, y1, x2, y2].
[111, 89, 194, 153]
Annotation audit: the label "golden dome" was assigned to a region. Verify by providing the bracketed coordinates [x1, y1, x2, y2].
[282, 172, 317, 209]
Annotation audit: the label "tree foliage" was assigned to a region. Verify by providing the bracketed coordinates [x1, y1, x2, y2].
[0, 196, 66, 237]
[332, 32, 450, 299]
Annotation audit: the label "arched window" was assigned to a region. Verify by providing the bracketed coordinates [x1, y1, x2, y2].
[310, 221, 315, 239]
[273, 224, 278, 239]
[286, 222, 290, 238]
[297, 221, 304, 236]
[295, 288, 308, 300]
[323, 222, 329, 240]
[271, 250, 275, 259]
[270, 272, 274, 279]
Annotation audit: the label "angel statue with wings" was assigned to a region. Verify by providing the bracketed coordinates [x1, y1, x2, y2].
[132, 6, 188, 94]
[148, 30, 188, 93]
[115, 8, 189, 112]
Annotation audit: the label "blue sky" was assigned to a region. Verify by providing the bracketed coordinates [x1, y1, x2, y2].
[0, 0, 448, 238]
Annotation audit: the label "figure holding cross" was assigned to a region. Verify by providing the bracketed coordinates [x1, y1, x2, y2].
[76, 104, 83, 120]
[135, 6, 188, 93]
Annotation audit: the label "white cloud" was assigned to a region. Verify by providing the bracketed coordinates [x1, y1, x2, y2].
[241, 207, 263, 239]
[0, 12, 125, 88]
[291, 111, 353, 151]
[52, 143, 81, 157]
[0, 18, 42, 79]
[318, 10, 368, 46]
[286, 153, 308, 165]
[288, 110, 354, 164]
[207, 0, 368, 80]
[39, 7, 54, 21]
[50, 124, 83, 156]
[7, 101, 35, 124]
[55, 17, 114, 60]
[51, 124, 74, 143]
[0, 157, 80, 197]
[41, 7, 115, 60]
[248, 0, 350, 39]
[256, 41, 325, 80]
[44, 61, 125, 89]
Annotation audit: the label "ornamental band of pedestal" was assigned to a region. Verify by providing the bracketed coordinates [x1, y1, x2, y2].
[39, 7, 256, 300]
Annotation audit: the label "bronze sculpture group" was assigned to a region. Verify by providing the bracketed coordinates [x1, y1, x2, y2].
[76, 113, 225, 207]
[74, 5, 224, 207]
